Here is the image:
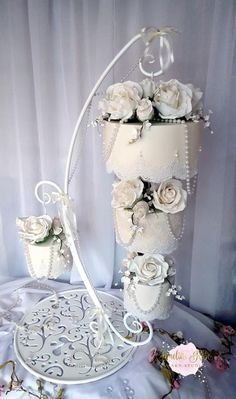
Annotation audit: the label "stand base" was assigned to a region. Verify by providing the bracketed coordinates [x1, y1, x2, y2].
[14, 289, 137, 384]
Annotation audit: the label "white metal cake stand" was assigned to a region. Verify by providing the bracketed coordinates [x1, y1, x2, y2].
[14, 289, 140, 384]
[14, 26, 176, 383]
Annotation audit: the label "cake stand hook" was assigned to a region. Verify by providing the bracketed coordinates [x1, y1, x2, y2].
[139, 26, 176, 78]
[35, 180, 63, 205]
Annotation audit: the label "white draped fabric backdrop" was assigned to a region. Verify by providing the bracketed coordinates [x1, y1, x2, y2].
[0, 0, 235, 323]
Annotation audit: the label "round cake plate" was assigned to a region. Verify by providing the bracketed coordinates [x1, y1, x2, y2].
[14, 289, 137, 384]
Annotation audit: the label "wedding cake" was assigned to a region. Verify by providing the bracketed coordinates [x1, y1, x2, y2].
[98, 78, 209, 320]
[16, 215, 72, 279]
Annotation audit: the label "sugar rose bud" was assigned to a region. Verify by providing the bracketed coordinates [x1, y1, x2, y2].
[136, 98, 154, 122]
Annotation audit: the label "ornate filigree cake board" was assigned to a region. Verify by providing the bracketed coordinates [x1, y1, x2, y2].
[14, 289, 138, 384]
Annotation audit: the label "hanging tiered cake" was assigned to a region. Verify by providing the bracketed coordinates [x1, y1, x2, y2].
[99, 78, 209, 320]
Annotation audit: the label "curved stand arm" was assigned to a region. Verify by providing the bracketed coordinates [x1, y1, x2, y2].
[34, 27, 176, 348]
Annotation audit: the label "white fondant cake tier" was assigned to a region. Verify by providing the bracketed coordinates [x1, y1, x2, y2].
[23, 237, 72, 279]
[103, 121, 203, 182]
[124, 276, 174, 321]
[114, 209, 183, 254]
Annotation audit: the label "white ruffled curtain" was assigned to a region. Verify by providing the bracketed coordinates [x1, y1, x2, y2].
[0, 0, 235, 322]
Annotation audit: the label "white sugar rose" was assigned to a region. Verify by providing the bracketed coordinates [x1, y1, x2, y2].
[98, 81, 142, 121]
[136, 98, 154, 122]
[153, 79, 193, 119]
[140, 78, 156, 98]
[129, 254, 169, 286]
[16, 215, 52, 243]
[153, 179, 187, 214]
[111, 179, 144, 209]
[124, 80, 143, 98]
[132, 201, 149, 225]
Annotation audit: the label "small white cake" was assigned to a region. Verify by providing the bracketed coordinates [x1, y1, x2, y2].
[103, 120, 203, 182]
[124, 277, 175, 321]
[23, 237, 72, 279]
[16, 215, 72, 279]
[114, 208, 184, 254]
[122, 253, 176, 321]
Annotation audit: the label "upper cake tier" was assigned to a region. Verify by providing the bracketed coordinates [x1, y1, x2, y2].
[103, 120, 203, 182]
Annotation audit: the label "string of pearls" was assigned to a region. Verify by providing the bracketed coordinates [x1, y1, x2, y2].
[129, 283, 163, 315]
[113, 209, 137, 247]
[23, 240, 54, 279]
[165, 213, 186, 241]
[103, 123, 121, 162]
[184, 123, 191, 194]
[190, 174, 198, 196]
[120, 60, 140, 83]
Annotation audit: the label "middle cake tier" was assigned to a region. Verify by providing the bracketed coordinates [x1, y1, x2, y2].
[114, 208, 184, 254]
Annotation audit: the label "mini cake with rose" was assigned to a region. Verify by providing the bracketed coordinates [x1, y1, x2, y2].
[16, 215, 72, 279]
[122, 253, 183, 321]
[99, 79, 210, 184]
[112, 178, 187, 254]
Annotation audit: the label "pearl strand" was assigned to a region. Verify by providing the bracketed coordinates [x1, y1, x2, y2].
[103, 123, 120, 162]
[120, 60, 139, 83]
[184, 123, 191, 194]
[165, 213, 186, 241]
[113, 209, 137, 247]
[24, 240, 54, 279]
[190, 174, 198, 196]
[47, 242, 54, 278]
[129, 284, 163, 315]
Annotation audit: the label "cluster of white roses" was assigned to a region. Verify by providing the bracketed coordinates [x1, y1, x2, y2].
[122, 252, 185, 300]
[98, 78, 203, 122]
[112, 177, 187, 228]
[16, 215, 63, 244]
[122, 253, 175, 286]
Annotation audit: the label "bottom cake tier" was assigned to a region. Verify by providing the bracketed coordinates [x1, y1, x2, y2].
[123, 276, 175, 321]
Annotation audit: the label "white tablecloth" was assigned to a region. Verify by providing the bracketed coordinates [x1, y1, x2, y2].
[0, 278, 235, 398]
